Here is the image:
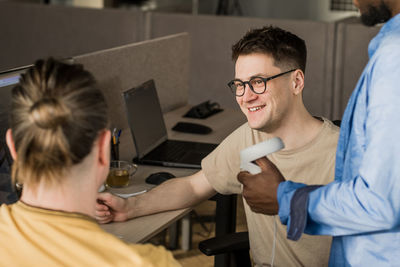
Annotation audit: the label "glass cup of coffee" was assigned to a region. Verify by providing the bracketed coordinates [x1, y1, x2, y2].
[105, 160, 137, 188]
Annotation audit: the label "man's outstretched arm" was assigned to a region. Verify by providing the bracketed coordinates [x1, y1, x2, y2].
[95, 170, 216, 224]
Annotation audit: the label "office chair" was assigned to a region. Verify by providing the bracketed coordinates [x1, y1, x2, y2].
[198, 194, 251, 267]
[163, 193, 238, 255]
[199, 119, 342, 267]
[199, 230, 250, 267]
[332, 120, 341, 127]
[196, 193, 240, 267]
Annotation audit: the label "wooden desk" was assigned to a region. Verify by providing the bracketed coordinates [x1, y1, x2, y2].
[100, 165, 194, 243]
[101, 105, 245, 244]
[164, 105, 245, 144]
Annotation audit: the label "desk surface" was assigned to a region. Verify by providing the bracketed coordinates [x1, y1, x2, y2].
[101, 105, 245, 243]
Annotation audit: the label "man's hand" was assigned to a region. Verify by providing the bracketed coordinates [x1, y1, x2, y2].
[237, 157, 285, 215]
[95, 192, 131, 224]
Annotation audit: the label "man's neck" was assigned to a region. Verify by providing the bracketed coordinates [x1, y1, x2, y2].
[266, 105, 324, 151]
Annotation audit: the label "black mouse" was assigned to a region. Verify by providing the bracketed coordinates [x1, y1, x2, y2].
[172, 122, 212, 135]
[145, 172, 175, 185]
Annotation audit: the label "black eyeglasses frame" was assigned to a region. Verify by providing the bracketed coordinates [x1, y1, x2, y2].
[227, 69, 297, 97]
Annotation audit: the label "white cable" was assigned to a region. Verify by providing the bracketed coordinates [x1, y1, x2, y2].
[239, 137, 284, 267]
[271, 216, 277, 267]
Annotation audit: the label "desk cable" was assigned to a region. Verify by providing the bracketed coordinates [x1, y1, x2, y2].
[271, 215, 277, 267]
[240, 137, 284, 267]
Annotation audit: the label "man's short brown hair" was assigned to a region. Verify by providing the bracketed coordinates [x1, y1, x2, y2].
[232, 26, 307, 73]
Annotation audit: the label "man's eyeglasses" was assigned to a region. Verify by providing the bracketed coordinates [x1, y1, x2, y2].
[227, 69, 296, 97]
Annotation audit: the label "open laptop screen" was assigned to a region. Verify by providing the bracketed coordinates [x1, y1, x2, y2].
[123, 80, 168, 159]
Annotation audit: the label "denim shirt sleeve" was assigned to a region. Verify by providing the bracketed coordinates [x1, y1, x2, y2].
[277, 181, 321, 240]
[277, 181, 306, 226]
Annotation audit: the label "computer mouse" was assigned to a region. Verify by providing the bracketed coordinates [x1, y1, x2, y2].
[145, 172, 176, 185]
[172, 122, 212, 135]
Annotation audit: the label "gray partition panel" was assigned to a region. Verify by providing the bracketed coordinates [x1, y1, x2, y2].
[0, 2, 143, 71]
[74, 33, 189, 133]
[150, 13, 336, 119]
[332, 21, 380, 119]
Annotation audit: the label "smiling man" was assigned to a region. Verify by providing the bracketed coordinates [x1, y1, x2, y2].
[95, 26, 339, 266]
[238, 1, 400, 266]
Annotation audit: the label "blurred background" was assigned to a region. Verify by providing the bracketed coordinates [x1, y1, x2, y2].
[4, 0, 358, 21]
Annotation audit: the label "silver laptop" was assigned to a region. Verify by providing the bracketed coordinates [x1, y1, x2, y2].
[123, 80, 218, 169]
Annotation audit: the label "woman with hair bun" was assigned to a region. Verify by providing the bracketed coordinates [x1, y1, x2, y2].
[0, 58, 179, 266]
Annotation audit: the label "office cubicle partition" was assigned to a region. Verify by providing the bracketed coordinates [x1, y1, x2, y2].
[0, 1, 143, 71]
[73, 33, 190, 160]
[331, 21, 380, 119]
[148, 12, 336, 119]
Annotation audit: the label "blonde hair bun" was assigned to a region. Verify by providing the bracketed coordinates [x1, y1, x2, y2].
[29, 97, 70, 130]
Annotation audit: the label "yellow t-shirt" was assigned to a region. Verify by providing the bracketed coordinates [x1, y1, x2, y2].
[0, 201, 180, 267]
[202, 118, 339, 267]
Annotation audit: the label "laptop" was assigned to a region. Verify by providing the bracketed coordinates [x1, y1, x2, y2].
[123, 80, 218, 169]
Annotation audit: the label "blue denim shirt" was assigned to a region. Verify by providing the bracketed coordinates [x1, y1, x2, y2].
[277, 14, 400, 266]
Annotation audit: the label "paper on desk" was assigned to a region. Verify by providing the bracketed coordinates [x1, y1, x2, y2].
[114, 190, 147, 198]
[98, 184, 148, 198]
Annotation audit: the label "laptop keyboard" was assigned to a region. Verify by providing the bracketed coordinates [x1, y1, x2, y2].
[140, 139, 218, 168]
[162, 140, 189, 161]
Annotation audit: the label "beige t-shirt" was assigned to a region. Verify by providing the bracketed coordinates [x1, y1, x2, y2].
[0, 201, 180, 267]
[202, 118, 339, 267]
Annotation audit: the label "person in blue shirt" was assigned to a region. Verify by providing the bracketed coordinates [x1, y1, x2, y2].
[238, 0, 400, 266]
